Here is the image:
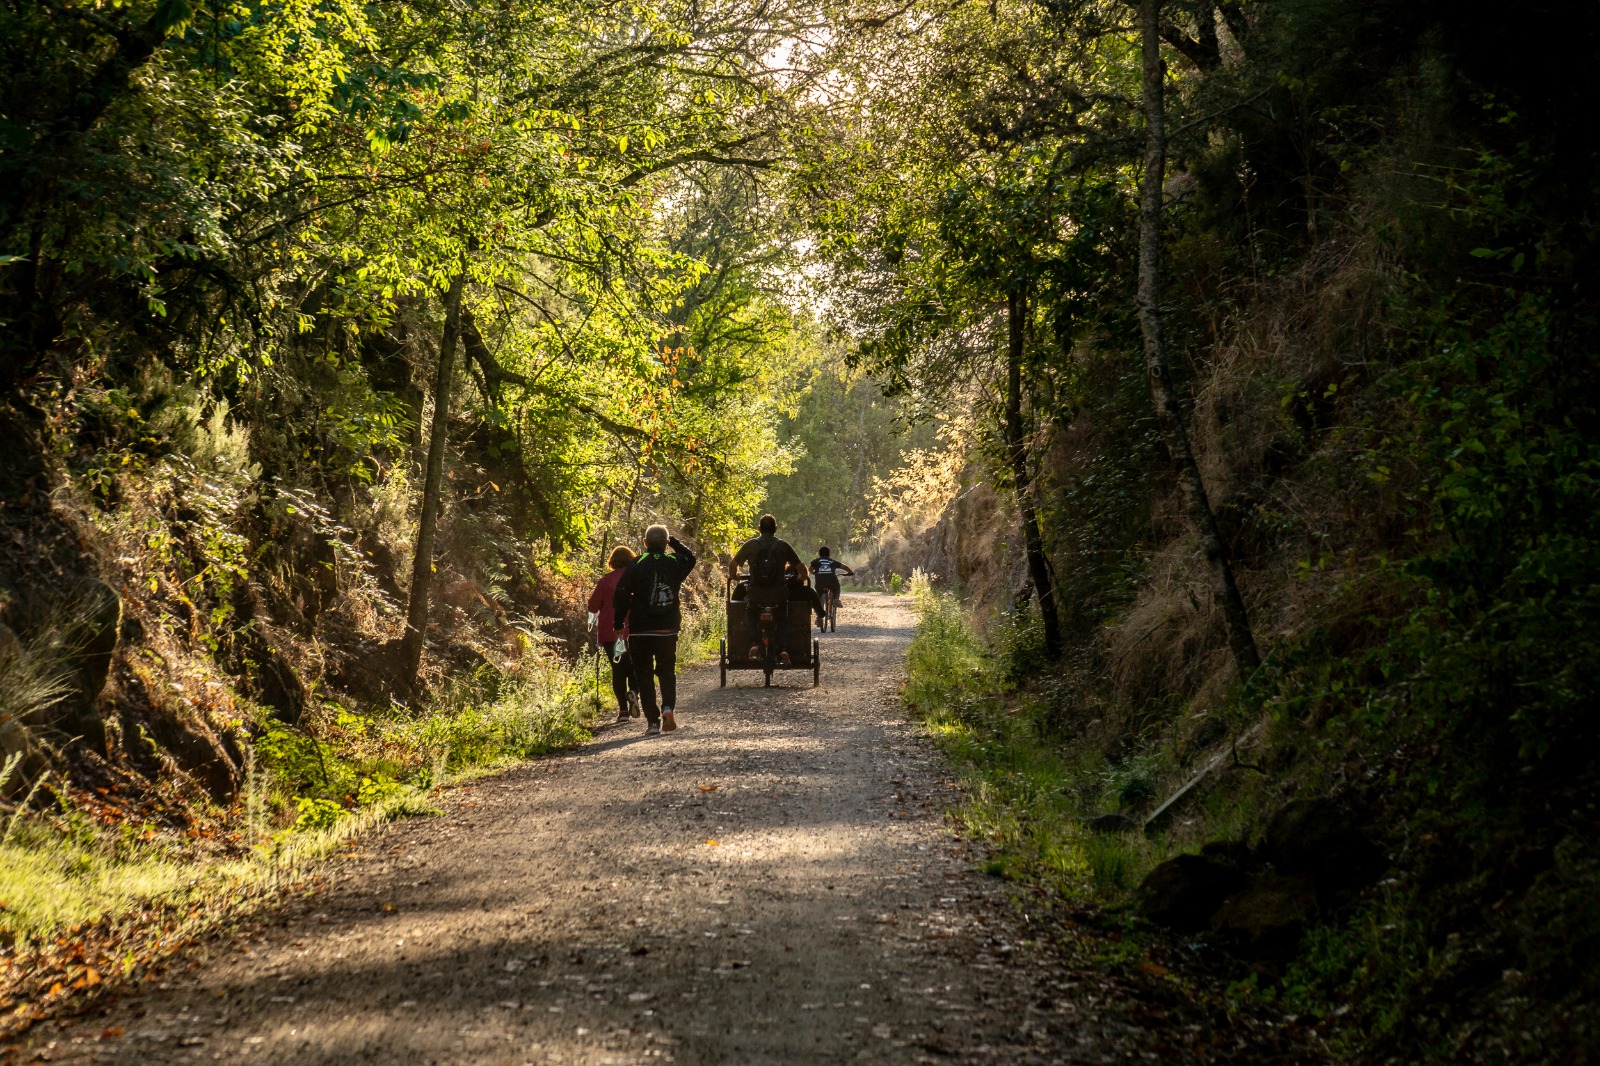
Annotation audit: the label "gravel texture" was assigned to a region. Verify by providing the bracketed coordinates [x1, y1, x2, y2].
[18, 594, 1253, 1065]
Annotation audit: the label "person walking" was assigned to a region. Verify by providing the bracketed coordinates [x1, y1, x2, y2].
[613, 525, 697, 734]
[587, 545, 641, 723]
[728, 514, 803, 665]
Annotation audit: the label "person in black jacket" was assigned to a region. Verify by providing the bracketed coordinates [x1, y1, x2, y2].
[613, 524, 696, 733]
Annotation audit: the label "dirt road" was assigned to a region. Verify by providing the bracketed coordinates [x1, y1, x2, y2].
[24, 594, 1181, 1065]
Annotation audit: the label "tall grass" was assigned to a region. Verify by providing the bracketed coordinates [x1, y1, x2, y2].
[0, 604, 81, 772]
[904, 576, 1163, 897]
[678, 602, 726, 666]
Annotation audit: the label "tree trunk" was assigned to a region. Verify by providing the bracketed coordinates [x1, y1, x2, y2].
[1137, 0, 1261, 678]
[400, 270, 467, 689]
[1006, 288, 1061, 659]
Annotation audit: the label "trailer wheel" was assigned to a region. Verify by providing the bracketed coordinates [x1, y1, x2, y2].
[813, 639, 820, 687]
[719, 639, 727, 688]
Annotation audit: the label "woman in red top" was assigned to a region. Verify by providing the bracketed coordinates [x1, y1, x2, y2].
[588, 545, 640, 721]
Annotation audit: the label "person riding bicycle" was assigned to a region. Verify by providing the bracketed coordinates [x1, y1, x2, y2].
[809, 546, 854, 624]
[729, 514, 804, 665]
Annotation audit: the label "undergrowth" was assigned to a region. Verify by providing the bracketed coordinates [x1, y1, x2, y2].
[0, 649, 602, 953]
[903, 575, 1164, 898]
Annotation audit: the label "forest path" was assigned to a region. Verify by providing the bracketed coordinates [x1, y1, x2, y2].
[27, 594, 1162, 1065]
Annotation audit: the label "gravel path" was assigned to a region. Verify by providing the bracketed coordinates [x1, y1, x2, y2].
[24, 594, 1173, 1065]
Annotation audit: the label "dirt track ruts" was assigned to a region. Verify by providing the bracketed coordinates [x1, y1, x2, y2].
[21, 594, 1162, 1065]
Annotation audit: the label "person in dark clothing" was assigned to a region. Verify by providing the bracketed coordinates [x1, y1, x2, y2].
[613, 525, 696, 734]
[809, 546, 854, 624]
[728, 514, 803, 664]
[788, 573, 827, 628]
[587, 545, 640, 722]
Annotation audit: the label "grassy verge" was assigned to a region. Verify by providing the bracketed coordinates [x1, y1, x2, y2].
[678, 602, 725, 667]
[0, 646, 605, 1033]
[903, 576, 1166, 899]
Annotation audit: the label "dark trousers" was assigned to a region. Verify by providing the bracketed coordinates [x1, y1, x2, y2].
[630, 633, 678, 721]
[816, 578, 841, 610]
[608, 650, 636, 712]
[745, 589, 788, 655]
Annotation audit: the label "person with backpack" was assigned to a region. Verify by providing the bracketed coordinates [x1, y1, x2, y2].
[587, 544, 641, 723]
[613, 525, 697, 734]
[728, 514, 804, 665]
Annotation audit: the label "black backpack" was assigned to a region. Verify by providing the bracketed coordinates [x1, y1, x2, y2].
[750, 540, 788, 587]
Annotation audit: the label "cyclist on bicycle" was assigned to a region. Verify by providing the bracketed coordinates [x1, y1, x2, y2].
[809, 546, 854, 627]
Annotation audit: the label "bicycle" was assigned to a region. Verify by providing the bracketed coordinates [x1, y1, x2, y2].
[819, 586, 839, 632]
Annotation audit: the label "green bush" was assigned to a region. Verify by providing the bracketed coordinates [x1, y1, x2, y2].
[293, 797, 346, 832]
[904, 582, 1165, 898]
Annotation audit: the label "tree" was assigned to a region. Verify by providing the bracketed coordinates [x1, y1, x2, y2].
[1134, 0, 1259, 678]
[1007, 288, 1061, 657]
[400, 270, 466, 689]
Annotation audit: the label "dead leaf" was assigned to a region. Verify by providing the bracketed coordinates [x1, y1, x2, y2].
[1138, 961, 1170, 978]
[85, 967, 102, 986]
[704, 839, 719, 846]
[100, 1027, 124, 1041]
[698, 785, 719, 792]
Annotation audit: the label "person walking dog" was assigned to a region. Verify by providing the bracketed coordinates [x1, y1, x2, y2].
[587, 545, 641, 722]
[613, 525, 697, 734]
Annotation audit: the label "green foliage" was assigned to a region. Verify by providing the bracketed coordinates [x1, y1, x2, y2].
[293, 797, 346, 832]
[1389, 290, 1600, 768]
[253, 656, 596, 828]
[759, 348, 934, 554]
[904, 578, 1163, 898]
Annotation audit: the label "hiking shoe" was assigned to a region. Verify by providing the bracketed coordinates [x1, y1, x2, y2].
[662, 711, 677, 732]
[616, 706, 630, 723]
[748, 644, 763, 661]
[628, 692, 642, 718]
[778, 651, 792, 666]
[646, 720, 662, 735]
